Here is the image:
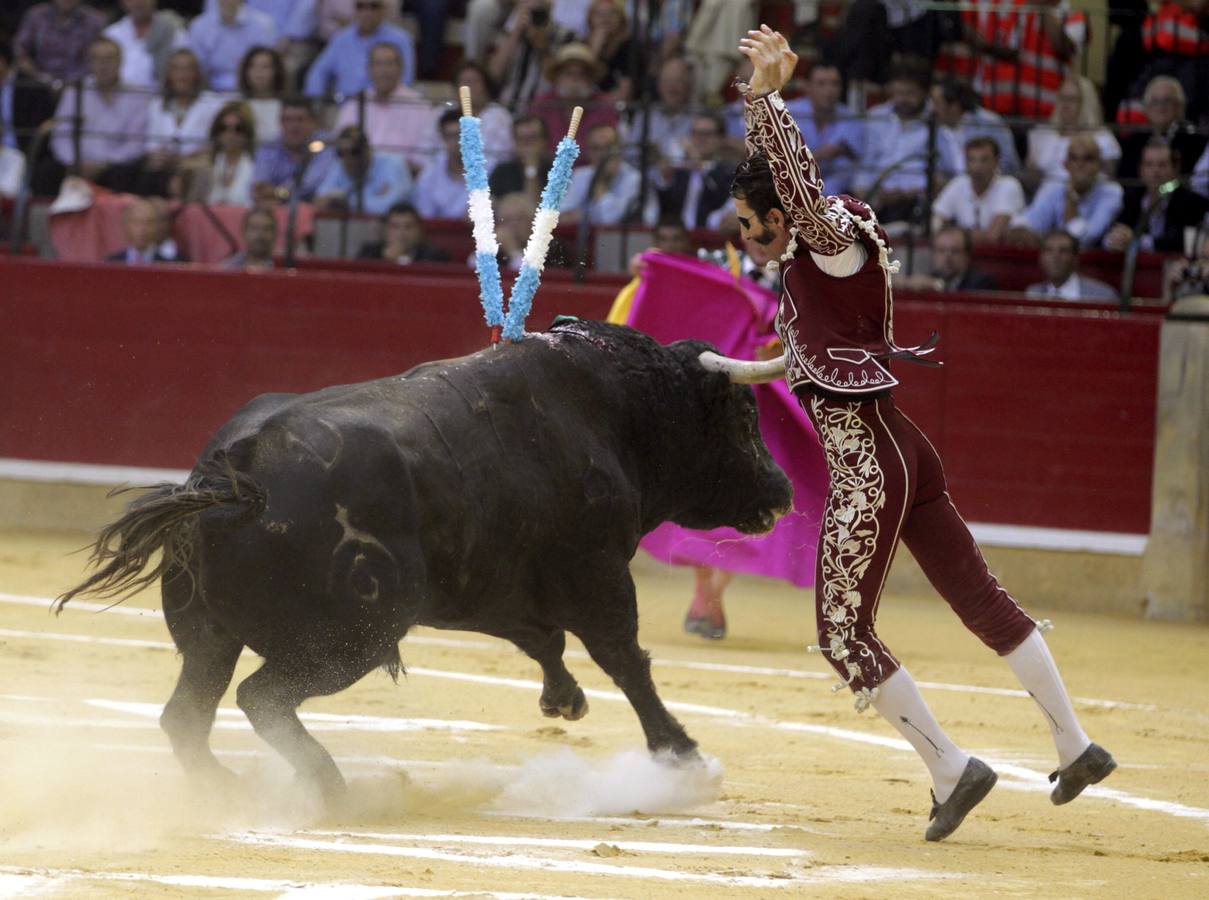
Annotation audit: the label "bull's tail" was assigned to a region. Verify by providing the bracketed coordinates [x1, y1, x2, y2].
[55, 450, 266, 613]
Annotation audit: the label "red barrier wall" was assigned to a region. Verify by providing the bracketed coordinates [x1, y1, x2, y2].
[1, 257, 1159, 533]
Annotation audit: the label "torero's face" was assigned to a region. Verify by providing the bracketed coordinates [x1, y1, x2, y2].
[734, 196, 791, 267]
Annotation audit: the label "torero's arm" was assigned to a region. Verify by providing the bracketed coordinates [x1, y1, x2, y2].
[738, 26, 860, 256]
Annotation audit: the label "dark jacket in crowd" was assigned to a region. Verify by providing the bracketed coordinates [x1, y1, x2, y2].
[1113, 184, 1209, 252]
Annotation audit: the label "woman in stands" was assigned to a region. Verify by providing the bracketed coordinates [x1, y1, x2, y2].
[239, 46, 286, 147]
[195, 100, 256, 206]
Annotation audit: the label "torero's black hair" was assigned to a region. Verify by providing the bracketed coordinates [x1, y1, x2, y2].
[730, 154, 785, 220]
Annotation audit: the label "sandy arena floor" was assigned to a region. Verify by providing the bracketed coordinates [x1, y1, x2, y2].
[0, 526, 1206, 899]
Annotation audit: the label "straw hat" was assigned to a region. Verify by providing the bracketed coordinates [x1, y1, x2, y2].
[544, 43, 605, 82]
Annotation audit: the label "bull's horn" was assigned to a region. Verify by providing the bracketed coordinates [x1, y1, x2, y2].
[697, 350, 787, 384]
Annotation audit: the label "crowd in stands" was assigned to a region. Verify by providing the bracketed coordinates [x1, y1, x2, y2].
[2, 0, 1209, 300]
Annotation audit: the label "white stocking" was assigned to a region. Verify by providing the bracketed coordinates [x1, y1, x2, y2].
[872, 668, 970, 803]
[1004, 628, 1091, 768]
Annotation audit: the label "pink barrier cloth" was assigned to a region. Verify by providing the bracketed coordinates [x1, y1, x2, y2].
[624, 251, 828, 588]
[47, 187, 313, 263]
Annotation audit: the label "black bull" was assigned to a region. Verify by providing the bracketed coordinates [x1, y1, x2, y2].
[60, 320, 792, 802]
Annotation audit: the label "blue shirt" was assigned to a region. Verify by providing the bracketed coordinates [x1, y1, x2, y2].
[789, 98, 865, 197]
[316, 151, 413, 215]
[304, 23, 416, 98]
[1013, 178, 1124, 248]
[1, 77, 14, 148]
[253, 139, 335, 201]
[412, 152, 467, 219]
[203, 0, 317, 40]
[853, 101, 959, 196]
[187, 7, 278, 92]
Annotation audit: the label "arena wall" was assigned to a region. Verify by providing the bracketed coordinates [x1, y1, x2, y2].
[0, 258, 1163, 612]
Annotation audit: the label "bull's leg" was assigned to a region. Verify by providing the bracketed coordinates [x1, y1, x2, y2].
[572, 576, 697, 759]
[160, 567, 244, 785]
[493, 627, 587, 721]
[234, 647, 384, 806]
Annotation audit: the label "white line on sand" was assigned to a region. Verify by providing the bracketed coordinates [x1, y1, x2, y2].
[4, 613, 1208, 824]
[87, 698, 503, 733]
[226, 832, 949, 888]
[0, 866, 589, 899]
[0, 592, 1161, 712]
[303, 829, 807, 858]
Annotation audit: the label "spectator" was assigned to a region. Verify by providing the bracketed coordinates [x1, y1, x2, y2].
[314, 124, 411, 215]
[489, 114, 552, 206]
[682, 0, 757, 103]
[333, 42, 432, 169]
[853, 56, 958, 224]
[1134, 0, 1209, 124]
[451, 61, 514, 171]
[0, 139, 25, 198]
[931, 76, 1020, 176]
[318, 0, 406, 43]
[105, 197, 177, 263]
[1025, 76, 1120, 191]
[896, 225, 998, 292]
[304, 0, 415, 98]
[968, 0, 1088, 119]
[1165, 229, 1209, 301]
[195, 99, 256, 204]
[136, 47, 226, 195]
[529, 42, 618, 156]
[187, 0, 277, 92]
[1104, 138, 1209, 253]
[560, 122, 650, 225]
[651, 216, 691, 255]
[104, 0, 188, 90]
[1026, 229, 1119, 301]
[930, 136, 1025, 244]
[655, 112, 734, 230]
[584, 0, 634, 100]
[43, 37, 148, 194]
[790, 61, 864, 196]
[238, 46, 285, 145]
[1011, 136, 1124, 248]
[1116, 76, 1208, 182]
[1, 46, 18, 150]
[412, 109, 468, 219]
[493, 190, 567, 269]
[252, 96, 334, 202]
[489, 0, 575, 109]
[357, 200, 448, 262]
[202, 0, 319, 84]
[620, 55, 693, 167]
[467, 0, 590, 61]
[14, 0, 107, 85]
[222, 203, 277, 268]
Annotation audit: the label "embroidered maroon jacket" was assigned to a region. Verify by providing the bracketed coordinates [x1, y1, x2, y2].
[743, 90, 935, 395]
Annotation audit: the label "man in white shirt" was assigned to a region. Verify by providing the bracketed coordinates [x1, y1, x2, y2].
[931, 136, 1025, 244]
[1025, 229, 1118, 302]
[104, 0, 187, 89]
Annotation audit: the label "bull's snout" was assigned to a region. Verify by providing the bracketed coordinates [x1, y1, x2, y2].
[735, 468, 793, 534]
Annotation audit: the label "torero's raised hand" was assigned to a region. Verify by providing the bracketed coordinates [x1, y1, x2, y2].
[738, 24, 797, 96]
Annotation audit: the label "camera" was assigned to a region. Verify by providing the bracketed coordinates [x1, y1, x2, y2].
[530, 7, 550, 26]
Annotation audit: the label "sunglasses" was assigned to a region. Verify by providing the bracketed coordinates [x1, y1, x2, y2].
[1067, 154, 1099, 163]
[355, 1, 383, 8]
[219, 121, 248, 134]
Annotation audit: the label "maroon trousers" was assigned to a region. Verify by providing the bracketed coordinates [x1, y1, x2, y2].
[802, 392, 1037, 696]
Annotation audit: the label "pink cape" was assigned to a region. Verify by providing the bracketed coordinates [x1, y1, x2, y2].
[623, 251, 828, 588]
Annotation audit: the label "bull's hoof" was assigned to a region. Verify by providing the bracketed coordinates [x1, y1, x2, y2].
[540, 686, 588, 721]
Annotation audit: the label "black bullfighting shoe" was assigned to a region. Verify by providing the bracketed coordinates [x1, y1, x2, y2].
[925, 757, 998, 842]
[1049, 743, 1117, 805]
